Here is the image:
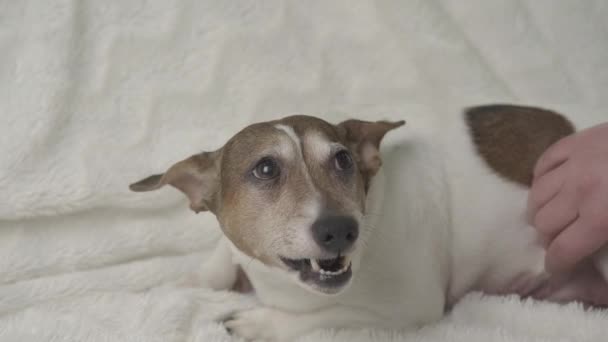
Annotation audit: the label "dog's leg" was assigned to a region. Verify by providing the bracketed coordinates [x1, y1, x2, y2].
[180, 237, 239, 290]
[223, 305, 384, 341]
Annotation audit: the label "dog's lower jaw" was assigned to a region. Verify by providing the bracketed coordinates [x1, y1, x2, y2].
[281, 255, 354, 295]
[300, 274, 354, 297]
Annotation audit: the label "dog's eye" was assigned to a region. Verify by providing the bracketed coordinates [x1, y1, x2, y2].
[334, 150, 354, 171]
[253, 158, 280, 180]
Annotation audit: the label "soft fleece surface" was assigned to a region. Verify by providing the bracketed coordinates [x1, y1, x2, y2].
[1, 1, 608, 341]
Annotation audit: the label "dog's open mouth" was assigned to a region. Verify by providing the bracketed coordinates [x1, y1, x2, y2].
[280, 255, 352, 293]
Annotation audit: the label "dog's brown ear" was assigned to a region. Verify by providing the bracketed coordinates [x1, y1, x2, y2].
[129, 151, 221, 213]
[338, 119, 405, 180]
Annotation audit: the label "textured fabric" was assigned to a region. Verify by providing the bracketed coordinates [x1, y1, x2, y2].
[1, 1, 607, 341]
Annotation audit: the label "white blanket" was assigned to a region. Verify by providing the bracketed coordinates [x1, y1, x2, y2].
[1, 1, 607, 341]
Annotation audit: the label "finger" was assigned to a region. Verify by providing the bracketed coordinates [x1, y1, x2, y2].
[533, 134, 575, 180]
[532, 185, 579, 237]
[546, 215, 608, 274]
[527, 166, 566, 221]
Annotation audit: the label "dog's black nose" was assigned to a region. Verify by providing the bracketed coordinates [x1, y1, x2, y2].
[312, 215, 359, 254]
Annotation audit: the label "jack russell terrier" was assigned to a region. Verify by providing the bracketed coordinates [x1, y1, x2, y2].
[130, 104, 608, 341]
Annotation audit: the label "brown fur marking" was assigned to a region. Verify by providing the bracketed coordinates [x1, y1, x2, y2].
[466, 104, 575, 187]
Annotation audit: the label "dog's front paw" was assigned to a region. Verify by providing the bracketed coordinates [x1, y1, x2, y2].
[223, 307, 286, 341]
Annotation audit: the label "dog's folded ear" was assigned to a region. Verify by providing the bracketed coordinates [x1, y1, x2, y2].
[129, 150, 221, 213]
[338, 119, 405, 181]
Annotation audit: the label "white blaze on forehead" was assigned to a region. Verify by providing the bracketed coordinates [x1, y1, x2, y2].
[305, 132, 343, 162]
[275, 124, 301, 148]
[273, 124, 302, 161]
[275, 123, 308, 167]
[274, 123, 322, 199]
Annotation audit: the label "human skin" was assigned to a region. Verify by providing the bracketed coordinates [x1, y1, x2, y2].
[528, 122, 608, 274]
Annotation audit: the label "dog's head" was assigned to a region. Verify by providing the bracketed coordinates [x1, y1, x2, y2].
[130, 115, 403, 294]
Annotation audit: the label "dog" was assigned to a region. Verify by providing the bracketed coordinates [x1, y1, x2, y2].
[130, 104, 608, 341]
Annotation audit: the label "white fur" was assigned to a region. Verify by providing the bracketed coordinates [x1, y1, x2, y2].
[275, 124, 302, 153]
[304, 132, 335, 161]
[269, 125, 297, 162]
[188, 237, 239, 290]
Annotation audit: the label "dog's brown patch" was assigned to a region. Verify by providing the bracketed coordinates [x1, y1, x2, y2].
[466, 104, 575, 186]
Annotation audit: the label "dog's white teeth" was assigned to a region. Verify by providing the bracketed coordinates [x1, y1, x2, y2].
[316, 262, 350, 276]
[335, 264, 348, 275]
[310, 259, 321, 272]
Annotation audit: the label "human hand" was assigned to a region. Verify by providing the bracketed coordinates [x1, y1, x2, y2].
[528, 122, 608, 274]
